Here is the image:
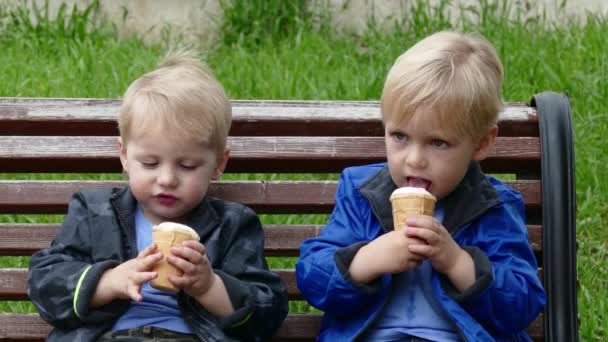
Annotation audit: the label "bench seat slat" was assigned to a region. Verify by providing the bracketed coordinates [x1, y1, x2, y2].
[0, 180, 541, 214]
[0, 99, 538, 137]
[0, 267, 544, 301]
[0, 136, 540, 174]
[0, 223, 542, 257]
[0, 312, 545, 341]
[0, 268, 546, 340]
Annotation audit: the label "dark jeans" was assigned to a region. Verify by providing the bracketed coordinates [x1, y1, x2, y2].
[97, 326, 197, 341]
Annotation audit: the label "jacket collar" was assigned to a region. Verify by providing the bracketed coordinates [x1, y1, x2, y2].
[110, 187, 222, 243]
[358, 162, 501, 234]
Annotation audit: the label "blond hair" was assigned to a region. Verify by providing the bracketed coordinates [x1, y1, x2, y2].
[381, 31, 503, 140]
[118, 50, 231, 153]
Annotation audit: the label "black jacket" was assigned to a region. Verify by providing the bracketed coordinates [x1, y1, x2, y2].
[28, 187, 288, 341]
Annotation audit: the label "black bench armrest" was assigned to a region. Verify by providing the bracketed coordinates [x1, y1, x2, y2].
[532, 92, 578, 342]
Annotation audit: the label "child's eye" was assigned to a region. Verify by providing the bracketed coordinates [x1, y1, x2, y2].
[141, 161, 158, 168]
[431, 139, 448, 148]
[390, 132, 407, 142]
[180, 164, 198, 170]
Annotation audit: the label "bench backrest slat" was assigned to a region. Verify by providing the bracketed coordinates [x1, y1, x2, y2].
[0, 180, 541, 214]
[0, 223, 542, 257]
[0, 136, 540, 174]
[0, 99, 538, 137]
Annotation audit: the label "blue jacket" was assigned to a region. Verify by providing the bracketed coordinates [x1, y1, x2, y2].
[296, 162, 545, 341]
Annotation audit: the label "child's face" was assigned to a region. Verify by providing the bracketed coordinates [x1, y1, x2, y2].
[384, 109, 495, 200]
[119, 129, 228, 225]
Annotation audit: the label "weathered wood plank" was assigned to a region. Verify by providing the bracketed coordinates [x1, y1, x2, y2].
[0, 98, 538, 137]
[0, 269, 318, 301]
[0, 224, 542, 257]
[0, 267, 545, 301]
[0, 136, 541, 173]
[0, 180, 541, 214]
[0, 310, 545, 341]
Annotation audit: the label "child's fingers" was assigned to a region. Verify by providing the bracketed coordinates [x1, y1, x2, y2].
[405, 215, 437, 229]
[127, 285, 143, 302]
[132, 271, 158, 284]
[167, 254, 196, 273]
[407, 236, 427, 245]
[408, 252, 424, 262]
[406, 227, 439, 244]
[137, 243, 158, 259]
[136, 252, 163, 271]
[171, 245, 207, 265]
[167, 274, 188, 288]
[408, 243, 436, 257]
[402, 259, 422, 270]
[180, 240, 205, 254]
[125, 276, 153, 302]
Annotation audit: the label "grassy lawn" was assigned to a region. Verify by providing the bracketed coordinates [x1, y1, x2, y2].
[1, 0, 606, 340]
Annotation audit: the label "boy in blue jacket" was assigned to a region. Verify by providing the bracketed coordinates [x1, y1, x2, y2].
[296, 31, 546, 341]
[28, 51, 288, 342]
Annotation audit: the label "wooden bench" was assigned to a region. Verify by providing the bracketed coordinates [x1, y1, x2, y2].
[0, 92, 577, 341]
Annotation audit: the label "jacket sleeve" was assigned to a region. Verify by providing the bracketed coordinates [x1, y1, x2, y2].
[295, 170, 390, 317]
[449, 189, 546, 334]
[207, 205, 288, 341]
[27, 192, 125, 330]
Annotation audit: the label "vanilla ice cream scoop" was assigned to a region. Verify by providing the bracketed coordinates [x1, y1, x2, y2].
[153, 222, 200, 240]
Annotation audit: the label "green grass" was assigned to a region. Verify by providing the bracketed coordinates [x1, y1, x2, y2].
[1, 0, 607, 339]
[0, 0, 161, 97]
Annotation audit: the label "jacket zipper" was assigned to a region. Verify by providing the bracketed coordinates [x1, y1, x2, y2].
[368, 195, 390, 233]
[110, 199, 137, 259]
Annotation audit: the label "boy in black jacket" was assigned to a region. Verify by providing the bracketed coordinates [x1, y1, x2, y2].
[28, 51, 288, 342]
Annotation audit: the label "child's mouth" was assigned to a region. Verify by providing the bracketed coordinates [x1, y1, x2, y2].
[156, 194, 177, 206]
[406, 176, 431, 190]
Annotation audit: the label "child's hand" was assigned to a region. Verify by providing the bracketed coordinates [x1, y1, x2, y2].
[404, 215, 466, 274]
[349, 230, 426, 284]
[93, 244, 162, 306]
[166, 240, 214, 298]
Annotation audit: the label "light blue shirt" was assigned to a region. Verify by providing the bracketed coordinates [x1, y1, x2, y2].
[112, 206, 192, 333]
[363, 203, 461, 341]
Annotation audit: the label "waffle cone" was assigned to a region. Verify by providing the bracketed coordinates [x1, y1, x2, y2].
[150, 223, 199, 293]
[390, 188, 436, 231]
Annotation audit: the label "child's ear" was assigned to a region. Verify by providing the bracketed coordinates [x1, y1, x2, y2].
[118, 137, 128, 172]
[212, 148, 230, 180]
[472, 125, 498, 161]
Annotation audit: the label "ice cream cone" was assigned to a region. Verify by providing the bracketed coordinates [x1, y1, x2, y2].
[150, 222, 200, 292]
[389, 187, 436, 231]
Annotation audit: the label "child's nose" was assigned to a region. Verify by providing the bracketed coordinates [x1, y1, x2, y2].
[157, 167, 178, 187]
[405, 146, 427, 169]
